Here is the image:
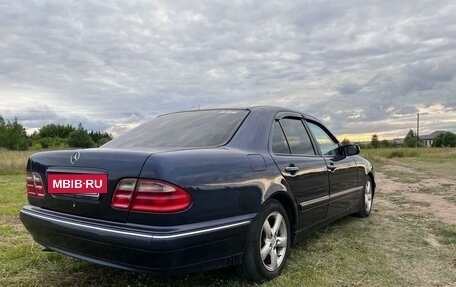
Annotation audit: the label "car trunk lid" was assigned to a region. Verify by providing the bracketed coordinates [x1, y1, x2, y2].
[27, 148, 167, 222]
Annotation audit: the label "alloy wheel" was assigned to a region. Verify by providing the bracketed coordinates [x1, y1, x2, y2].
[260, 211, 288, 272]
[365, 180, 373, 212]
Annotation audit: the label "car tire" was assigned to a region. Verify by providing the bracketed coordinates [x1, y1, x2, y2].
[356, 177, 374, 218]
[235, 199, 290, 282]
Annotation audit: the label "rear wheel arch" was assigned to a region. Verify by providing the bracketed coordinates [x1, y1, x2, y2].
[267, 192, 298, 244]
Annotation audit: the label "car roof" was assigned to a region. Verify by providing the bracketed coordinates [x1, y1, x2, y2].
[248, 106, 320, 121]
[159, 105, 322, 123]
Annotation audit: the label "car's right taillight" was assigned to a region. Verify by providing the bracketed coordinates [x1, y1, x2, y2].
[26, 171, 45, 197]
[112, 179, 192, 213]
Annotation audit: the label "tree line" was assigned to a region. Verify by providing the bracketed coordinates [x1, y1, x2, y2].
[0, 116, 112, 150]
[342, 129, 456, 148]
[2, 115, 454, 151]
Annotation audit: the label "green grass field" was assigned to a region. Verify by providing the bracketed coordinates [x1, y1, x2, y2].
[0, 148, 455, 286]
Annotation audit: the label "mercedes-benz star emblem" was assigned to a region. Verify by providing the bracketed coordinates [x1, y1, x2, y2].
[70, 152, 80, 165]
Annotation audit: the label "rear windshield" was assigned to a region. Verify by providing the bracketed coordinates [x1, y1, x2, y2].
[103, 110, 249, 149]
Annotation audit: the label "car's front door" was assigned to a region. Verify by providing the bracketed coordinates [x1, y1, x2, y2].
[269, 115, 329, 230]
[306, 121, 360, 218]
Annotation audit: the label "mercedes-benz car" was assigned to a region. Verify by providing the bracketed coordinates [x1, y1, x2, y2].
[20, 106, 375, 282]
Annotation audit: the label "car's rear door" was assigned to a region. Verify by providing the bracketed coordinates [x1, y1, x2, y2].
[269, 113, 329, 229]
[306, 121, 360, 218]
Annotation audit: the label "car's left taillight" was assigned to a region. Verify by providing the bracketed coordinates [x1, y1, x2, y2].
[26, 171, 45, 197]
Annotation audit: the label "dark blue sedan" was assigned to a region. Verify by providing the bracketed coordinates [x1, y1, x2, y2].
[20, 106, 375, 282]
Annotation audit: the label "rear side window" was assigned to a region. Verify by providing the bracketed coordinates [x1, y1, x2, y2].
[279, 118, 315, 155]
[103, 110, 249, 148]
[272, 121, 290, 154]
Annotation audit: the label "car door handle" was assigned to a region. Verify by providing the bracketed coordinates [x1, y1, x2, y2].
[327, 163, 336, 173]
[285, 166, 300, 173]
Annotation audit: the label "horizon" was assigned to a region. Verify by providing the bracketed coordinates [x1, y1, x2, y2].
[1, 110, 453, 143]
[1, 1, 455, 141]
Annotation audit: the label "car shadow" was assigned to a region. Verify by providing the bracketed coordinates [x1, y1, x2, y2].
[33, 259, 245, 287]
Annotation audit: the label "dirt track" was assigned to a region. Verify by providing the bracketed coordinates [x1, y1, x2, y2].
[375, 168, 456, 224]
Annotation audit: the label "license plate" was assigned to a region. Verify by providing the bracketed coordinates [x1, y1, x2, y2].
[48, 173, 108, 194]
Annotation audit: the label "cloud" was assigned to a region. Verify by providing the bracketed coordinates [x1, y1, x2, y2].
[0, 0, 455, 140]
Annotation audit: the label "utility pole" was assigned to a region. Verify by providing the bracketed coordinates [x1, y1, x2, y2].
[416, 113, 420, 148]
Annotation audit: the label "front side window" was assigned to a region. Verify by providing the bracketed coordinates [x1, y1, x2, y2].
[306, 121, 339, 156]
[279, 118, 315, 155]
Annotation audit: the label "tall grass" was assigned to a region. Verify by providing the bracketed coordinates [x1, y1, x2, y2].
[0, 150, 34, 175]
[361, 147, 456, 160]
[360, 147, 456, 180]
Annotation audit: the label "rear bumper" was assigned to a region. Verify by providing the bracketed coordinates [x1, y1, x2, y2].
[20, 205, 254, 273]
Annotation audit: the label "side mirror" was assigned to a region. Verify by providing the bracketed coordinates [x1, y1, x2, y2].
[344, 144, 360, 156]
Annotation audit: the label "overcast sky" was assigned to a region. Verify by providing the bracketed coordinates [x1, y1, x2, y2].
[1, 1, 455, 141]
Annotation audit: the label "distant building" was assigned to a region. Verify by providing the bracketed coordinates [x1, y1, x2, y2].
[392, 138, 404, 145]
[420, 130, 447, 147]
